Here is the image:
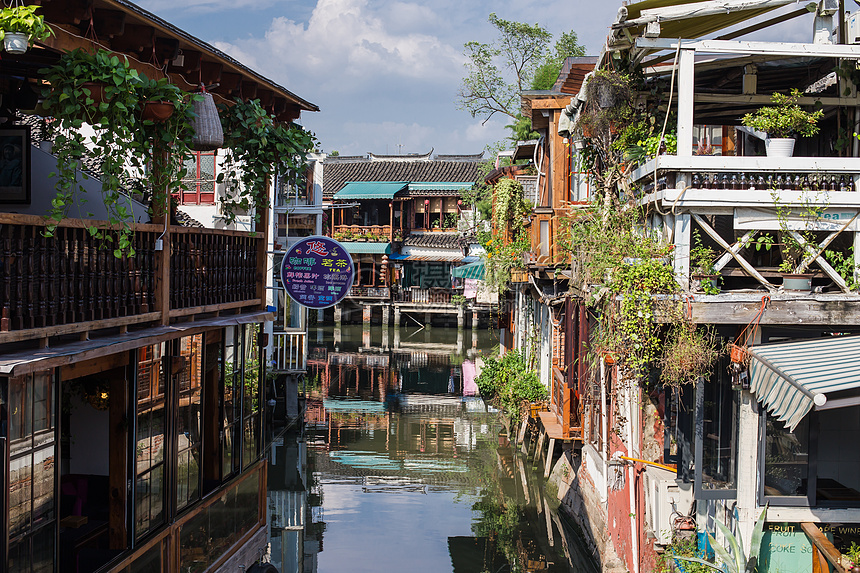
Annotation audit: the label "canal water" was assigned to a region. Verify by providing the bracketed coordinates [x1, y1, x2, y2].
[266, 323, 598, 573]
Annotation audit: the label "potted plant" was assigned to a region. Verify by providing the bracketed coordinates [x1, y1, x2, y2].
[741, 89, 824, 157]
[137, 75, 181, 122]
[754, 192, 824, 292]
[659, 324, 719, 387]
[0, 5, 53, 54]
[690, 230, 720, 294]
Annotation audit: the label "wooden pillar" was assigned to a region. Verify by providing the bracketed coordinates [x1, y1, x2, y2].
[108, 364, 128, 549]
[389, 202, 394, 241]
[382, 305, 390, 327]
[457, 306, 464, 330]
[256, 175, 271, 310]
[151, 151, 171, 326]
[678, 48, 695, 157]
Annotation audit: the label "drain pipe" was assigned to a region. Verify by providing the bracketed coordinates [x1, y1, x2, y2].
[626, 383, 639, 573]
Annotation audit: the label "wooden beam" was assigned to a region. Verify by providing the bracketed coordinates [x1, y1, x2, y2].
[108, 22, 154, 55]
[200, 60, 223, 86]
[636, 37, 860, 59]
[154, 36, 180, 66]
[39, 0, 91, 26]
[692, 213, 776, 290]
[61, 352, 129, 382]
[801, 522, 850, 573]
[0, 313, 161, 345]
[241, 80, 258, 100]
[789, 230, 850, 293]
[713, 229, 757, 272]
[689, 298, 860, 325]
[530, 97, 575, 109]
[92, 8, 126, 39]
[168, 49, 202, 75]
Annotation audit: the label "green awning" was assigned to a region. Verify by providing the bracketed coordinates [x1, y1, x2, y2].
[452, 261, 485, 280]
[748, 336, 860, 432]
[409, 182, 474, 192]
[341, 241, 391, 254]
[334, 182, 407, 200]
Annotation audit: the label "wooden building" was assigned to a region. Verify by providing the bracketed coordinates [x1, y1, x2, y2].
[501, 1, 860, 572]
[0, 1, 317, 571]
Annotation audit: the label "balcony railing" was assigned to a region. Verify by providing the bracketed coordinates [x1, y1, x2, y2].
[332, 224, 392, 241]
[395, 287, 452, 304]
[0, 214, 263, 342]
[630, 155, 860, 295]
[272, 329, 307, 372]
[346, 286, 390, 298]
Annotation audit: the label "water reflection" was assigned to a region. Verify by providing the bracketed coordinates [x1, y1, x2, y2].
[266, 325, 597, 573]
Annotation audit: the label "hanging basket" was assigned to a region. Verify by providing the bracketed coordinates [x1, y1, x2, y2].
[190, 91, 223, 151]
[729, 343, 748, 364]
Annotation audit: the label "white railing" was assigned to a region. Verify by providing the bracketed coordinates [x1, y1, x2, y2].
[272, 330, 307, 372]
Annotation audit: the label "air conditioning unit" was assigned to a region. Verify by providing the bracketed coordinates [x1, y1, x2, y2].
[848, 12, 860, 45]
[642, 465, 694, 546]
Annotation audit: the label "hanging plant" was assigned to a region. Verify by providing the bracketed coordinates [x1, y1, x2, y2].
[0, 5, 54, 54]
[40, 49, 196, 256]
[482, 178, 530, 293]
[659, 324, 719, 387]
[217, 98, 316, 226]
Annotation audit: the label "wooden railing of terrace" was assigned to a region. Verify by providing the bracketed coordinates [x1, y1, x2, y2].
[0, 214, 263, 344]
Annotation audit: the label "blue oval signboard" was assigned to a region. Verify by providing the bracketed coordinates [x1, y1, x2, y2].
[280, 236, 354, 309]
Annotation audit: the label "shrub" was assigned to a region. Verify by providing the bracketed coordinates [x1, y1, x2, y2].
[476, 350, 546, 418]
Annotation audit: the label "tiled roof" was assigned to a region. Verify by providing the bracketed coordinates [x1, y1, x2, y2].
[323, 155, 487, 199]
[403, 233, 464, 248]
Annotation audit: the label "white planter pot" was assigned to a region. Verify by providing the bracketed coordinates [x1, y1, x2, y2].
[765, 138, 795, 157]
[3, 32, 29, 54]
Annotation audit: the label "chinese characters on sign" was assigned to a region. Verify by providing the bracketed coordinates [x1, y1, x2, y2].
[280, 236, 354, 309]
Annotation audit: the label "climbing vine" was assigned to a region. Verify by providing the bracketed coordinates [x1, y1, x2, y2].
[217, 98, 317, 226]
[482, 177, 530, 293]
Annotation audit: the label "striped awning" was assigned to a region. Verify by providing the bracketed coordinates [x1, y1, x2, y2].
[451, 261, 485, 280]
[748, 336, 860, 431]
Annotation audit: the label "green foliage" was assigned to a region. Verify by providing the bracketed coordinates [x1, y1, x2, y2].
[0, 5, 53, 43]
[475, 350, 546, 419]
[659, 325, 719, 387]
[217, 98, 317, 226]
[531, 30, 586, 90]
[40, 49, 196, 257]
[506, 113, 539, 143]
[690, 230, 717, 275]
[483, 178, 530, 293]
[673, 505, 768, 573]
[843, 541, 860, 567]
[824, 247, 860, 290]
[741, 89, 824, 139]
[656, 537, 713, 573]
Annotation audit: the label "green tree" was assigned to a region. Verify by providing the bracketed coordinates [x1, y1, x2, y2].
[457, 14, 585, 143]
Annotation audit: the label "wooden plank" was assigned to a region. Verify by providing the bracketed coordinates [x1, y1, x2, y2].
[168, 299, 261, 318]
[544, 438, 556, 478]
[0, 312, 161, 345]
[713, 229, 757, 272]
[789, 230, 850, 292]
[530, 97, 575, 109]
[61, 352, 129, 382]
[690, 299, 860, 324]
[800, 522, 850, 573]
[692, 213, 776, 290]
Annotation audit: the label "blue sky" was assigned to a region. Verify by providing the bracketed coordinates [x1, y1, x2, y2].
[134, 0, 623, 157]
[135, 0, 814, 157]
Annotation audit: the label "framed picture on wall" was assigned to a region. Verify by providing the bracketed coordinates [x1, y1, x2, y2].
[0, 126, 30, 204]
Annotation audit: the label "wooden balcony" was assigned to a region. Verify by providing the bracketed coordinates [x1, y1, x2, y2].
[332, 224, 392, 241]
[394, 286, 452, 304]
[0, 214, 263, 344]
[629, 155, 860, 323]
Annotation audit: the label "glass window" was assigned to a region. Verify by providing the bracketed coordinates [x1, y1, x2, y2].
[4, 371, 57, 573]
[176, 334, 203, 511]
[699, 362, 738, 492]
[222, 327, 240, 478]
[135, 343, 166, 540]
[763, 412, 810, 498]
[179, 151, 216, 205]
[243, 324, 262, 469]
